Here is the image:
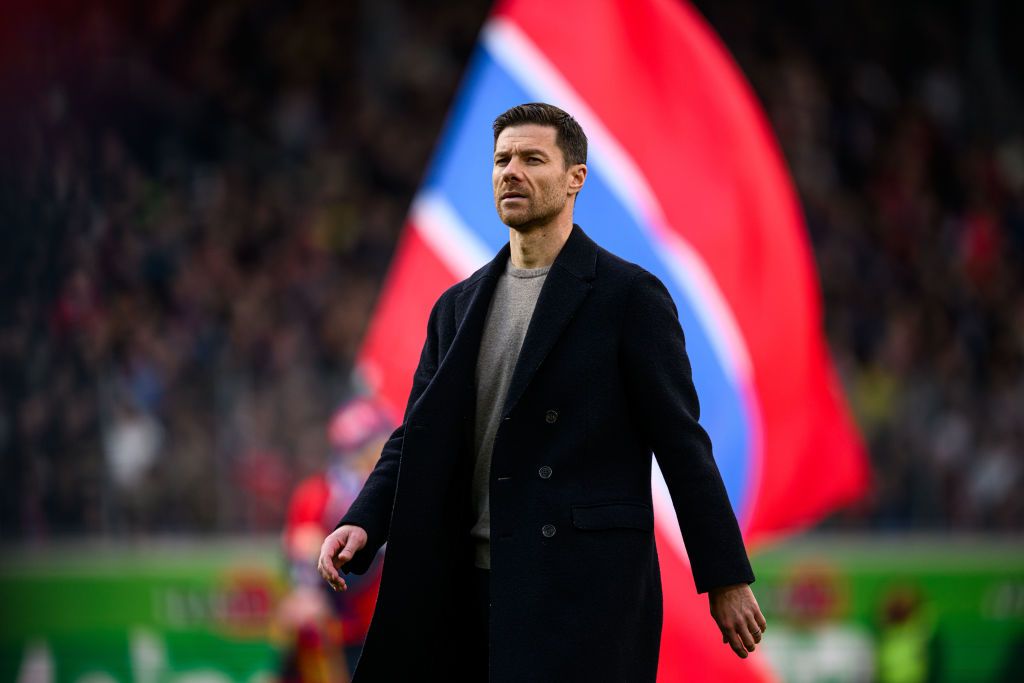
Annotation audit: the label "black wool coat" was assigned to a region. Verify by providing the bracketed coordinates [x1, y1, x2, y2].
[335, 223, 755, 682]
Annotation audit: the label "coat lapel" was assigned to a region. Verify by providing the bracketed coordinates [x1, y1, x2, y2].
[451, 224, 598, 423]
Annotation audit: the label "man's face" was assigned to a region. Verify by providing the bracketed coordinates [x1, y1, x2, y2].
[492, 124, 584, 230]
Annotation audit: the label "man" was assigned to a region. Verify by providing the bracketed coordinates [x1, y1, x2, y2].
[317, 102, 766, 681]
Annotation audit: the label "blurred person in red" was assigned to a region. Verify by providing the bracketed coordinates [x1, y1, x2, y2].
[277, 395, 393, 682]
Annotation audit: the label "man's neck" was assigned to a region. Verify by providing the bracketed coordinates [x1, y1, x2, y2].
[508, 216, 573, 269]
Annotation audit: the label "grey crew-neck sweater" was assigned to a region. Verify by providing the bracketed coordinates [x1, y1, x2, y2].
[470, 257, 551, 569]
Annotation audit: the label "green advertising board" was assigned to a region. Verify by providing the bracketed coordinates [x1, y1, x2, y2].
[0, 540, 287, 683]
[750, 536, 1024, 683]
[1, 536, 1021, 682]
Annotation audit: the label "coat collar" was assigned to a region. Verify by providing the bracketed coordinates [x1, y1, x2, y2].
[453, 223, 597, 420]
[459, 222, 598, 291]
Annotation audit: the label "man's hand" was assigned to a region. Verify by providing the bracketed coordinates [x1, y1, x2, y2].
[708, 583, 767, 659]
[316, 525, 368, 592]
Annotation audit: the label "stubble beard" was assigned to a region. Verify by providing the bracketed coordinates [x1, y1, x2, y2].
[497, 191, 565, 232]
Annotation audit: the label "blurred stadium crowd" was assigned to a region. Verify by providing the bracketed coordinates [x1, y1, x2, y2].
[1, 0, 1021, 540]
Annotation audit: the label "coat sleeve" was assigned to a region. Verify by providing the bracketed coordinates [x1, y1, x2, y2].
[332, 291, 446, 575]
[619, 269, 755, 594]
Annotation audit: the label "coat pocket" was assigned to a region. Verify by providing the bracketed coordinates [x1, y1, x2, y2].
[570, 501, 654, 531]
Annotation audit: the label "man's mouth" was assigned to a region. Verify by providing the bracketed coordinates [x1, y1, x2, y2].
[501, 192, 526, 200]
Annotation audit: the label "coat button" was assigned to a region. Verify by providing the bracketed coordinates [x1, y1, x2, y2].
[545, 409, 558, 424]
[541, 524, 556, 537]
[538, 465, 552, 479]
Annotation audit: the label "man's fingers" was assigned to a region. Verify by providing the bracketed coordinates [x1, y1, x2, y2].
[335, 528, 368, 569]
[335, 535, 356, 565]
[321, 559, 347, 591]
[710, 586, 765, 658]
[736, 623, 757, 653]
[748, 614, 765, 643]
[726, 629, 748, 659]
[319, 541, 339, 576]
[316, 537, 348, 591]
[755, 609, 767, 634]
[323, 556, 340, 581]
[316, 555, 334, 583]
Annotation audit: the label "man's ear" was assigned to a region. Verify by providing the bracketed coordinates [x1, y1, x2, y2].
[567, 163, 587, 197]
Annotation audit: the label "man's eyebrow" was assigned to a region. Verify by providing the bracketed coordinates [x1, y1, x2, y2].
[493, 147, 549, 159]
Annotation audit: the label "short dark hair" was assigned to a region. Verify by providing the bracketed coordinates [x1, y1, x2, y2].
[493, 102, 588, 168]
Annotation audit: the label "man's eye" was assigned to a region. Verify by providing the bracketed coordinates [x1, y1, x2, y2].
[495, 158, 508, 166]
[528, 157, 542, 163]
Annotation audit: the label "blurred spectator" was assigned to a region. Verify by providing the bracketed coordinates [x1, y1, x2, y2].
[875, 585, 940, 683]
[278, 394, 393, 681]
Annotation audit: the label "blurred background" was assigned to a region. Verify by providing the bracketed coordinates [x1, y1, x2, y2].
[1, 0, 1021, 681]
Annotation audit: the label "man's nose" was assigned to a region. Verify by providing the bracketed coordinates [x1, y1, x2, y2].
[501, 157, 524, 180]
